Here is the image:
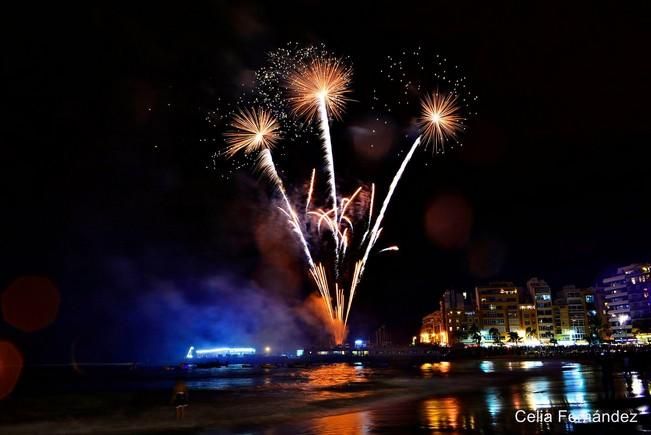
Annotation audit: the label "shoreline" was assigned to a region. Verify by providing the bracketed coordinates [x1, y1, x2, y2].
[1, 358, 648, 434]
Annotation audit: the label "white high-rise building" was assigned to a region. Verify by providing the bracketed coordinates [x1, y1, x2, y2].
[601, 264, 651, 341]
[527, 277, 554, 342]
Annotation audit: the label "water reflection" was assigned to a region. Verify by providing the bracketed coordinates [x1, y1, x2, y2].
[419, 361, 451, 377]
[507, 360, 544, 371]
[421, 396, 473, 431]
[186, 377, 256, 390]
[521, 378, 551, 410]
[480, 360, 495, 373]
[214, 360, 650, 434]
[304, 410, 371, 435]
[629, 372, 645, 397]
[485, 386, 503, 417]
[562, 363, 591, 411]
[305, 363, 369, 388]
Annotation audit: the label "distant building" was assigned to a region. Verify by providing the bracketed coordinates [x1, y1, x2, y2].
[553, 302, 571, 341]
[441, 289, 471, 345]
[518, 303, 537, 339]
[463, 296, 480, 335]
[600, 263, 651, 341]
[527, 278, 554, 342]
[475, 282, 520, 341]
[375, 324, 392, 347]
[420, 290, 477, 346]
[417, 264, 650, 346]
[553, 285, 593, 342]
[420, 311, 445, 345]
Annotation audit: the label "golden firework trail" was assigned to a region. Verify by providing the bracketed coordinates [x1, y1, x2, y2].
[318, 96, 340, 260]
[305, 168, 316, 213]
[358, 92, 462, 279]
[308, 208, 335, 235]
[289, 59, 351, 274]
[225, 110, 314, 269]
[344, 260, 363, 325]
[379, 246, 399, 253]
[339, 186, 362, 226]
[361, 183, 375, 245]
[309, 263, 333, 319]
[359, 135, 422, 277]
[259, 150, 315, 269]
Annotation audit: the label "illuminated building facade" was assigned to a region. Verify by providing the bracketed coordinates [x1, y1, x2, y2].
[527, 277, 553, 342]
[420, 290, 477, 345]
[441, 290, 469, 345]
[420, 310, 445, 345]
[552, 303, 571, 341]
[418, 266, 650, 346]
[475, 282, 520, 340]
[547, 286, 590, 343]
[601, 263, 651, 341]
[557, 285, 588, 341]
[518, 304, 537, 336]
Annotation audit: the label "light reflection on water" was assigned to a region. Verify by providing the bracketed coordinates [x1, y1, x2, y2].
[301, 410, 371, 435]
[480, 360, 495, 373]
[253, 360, 650, 435]
[421, 396, 465, 431]
[419, 361, 451, 377]
[522, 378, 552, 410]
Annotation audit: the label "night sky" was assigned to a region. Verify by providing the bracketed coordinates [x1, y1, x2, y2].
[4, 2, 651, 362]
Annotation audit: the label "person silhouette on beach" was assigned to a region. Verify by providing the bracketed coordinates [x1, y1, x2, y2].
[172, 380, 189, 420]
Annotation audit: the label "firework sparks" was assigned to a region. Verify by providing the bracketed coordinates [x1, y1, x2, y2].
[260, 149, 315, 269]
[220, 46, 471, 345]
[226, 110, 314, 269]
[305, 168, 316, 213]
[358, 91, 461, 279]
[359, 135, 421, 277]
[317, 96, 340, 261]
[288, 57, 352, 274]
[224, 108, 280, 158]
[344, 260, 363, 325]
[288, 59, 352, 121]
[418, 92, 463, 153]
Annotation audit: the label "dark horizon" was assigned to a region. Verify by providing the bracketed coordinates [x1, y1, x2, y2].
[4, 2, 651, 362]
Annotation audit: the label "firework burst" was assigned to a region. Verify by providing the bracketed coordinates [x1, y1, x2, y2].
[418, 92, 463, 152]
[224, 107, 280, 158]
[288, 59, 352, 121]
[218, 46, 473, 345]
[288, 57, 352, 273]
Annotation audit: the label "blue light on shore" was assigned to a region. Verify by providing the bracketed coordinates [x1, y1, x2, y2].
[185, 346, 256, 359]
